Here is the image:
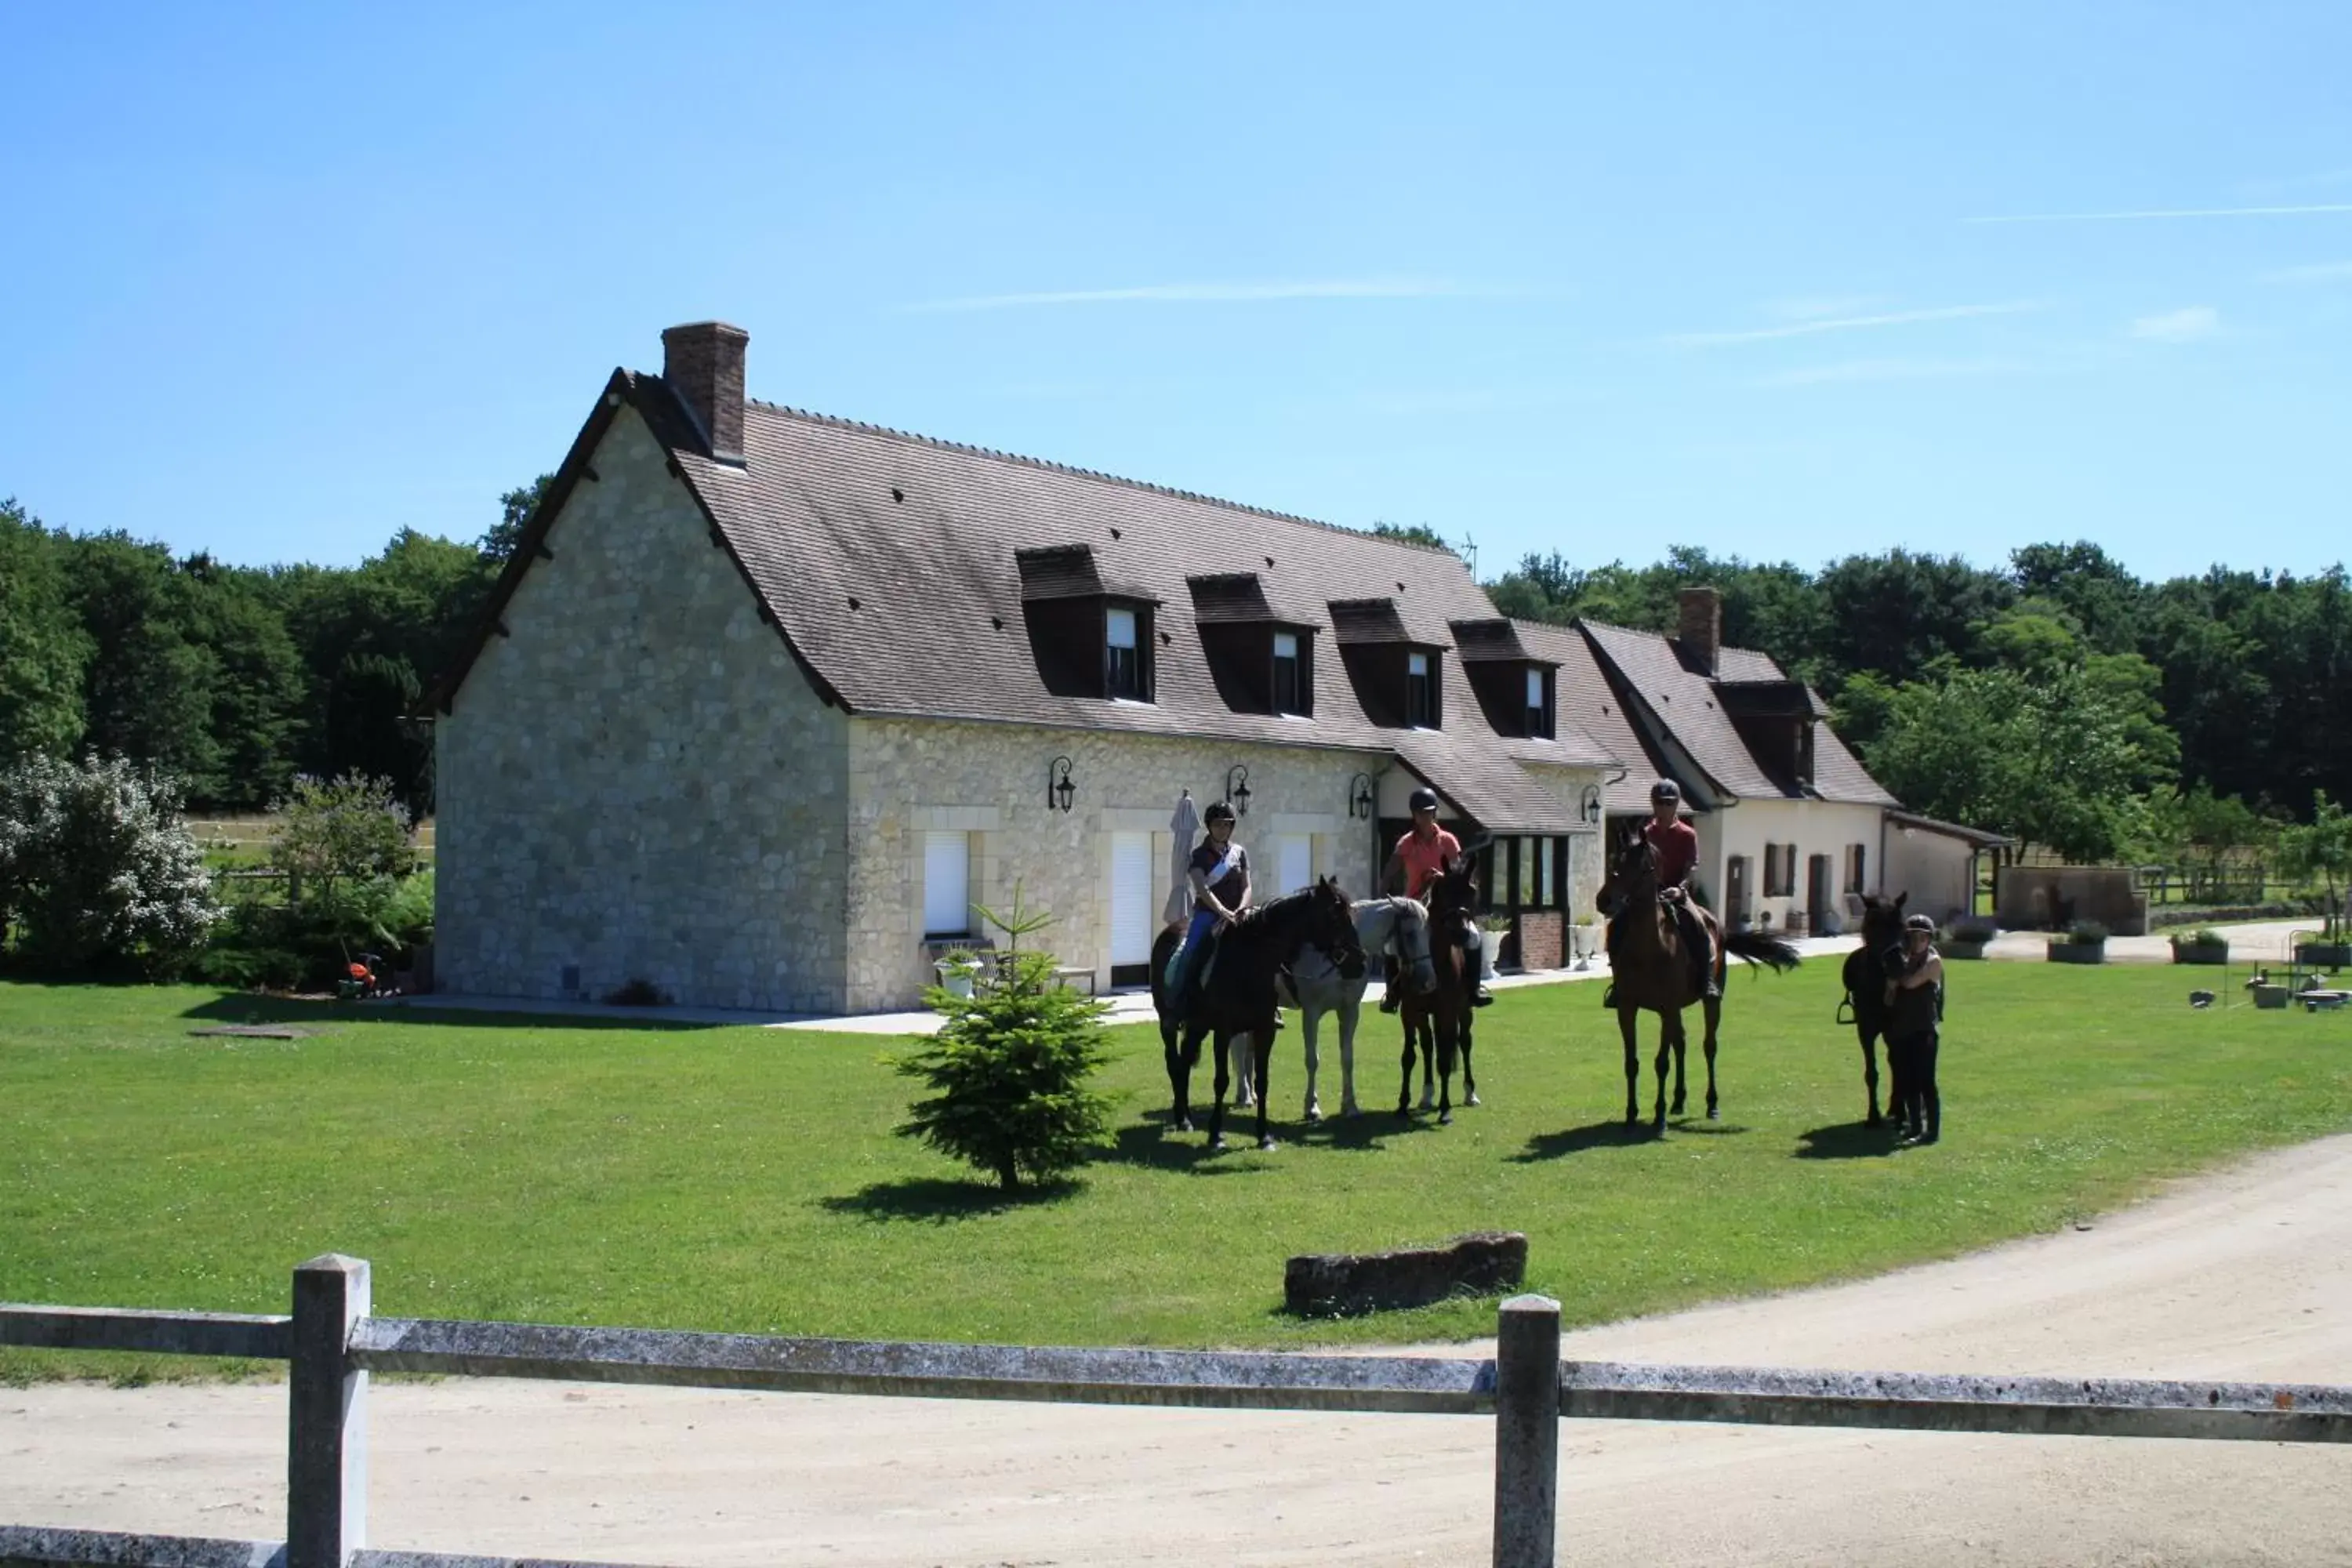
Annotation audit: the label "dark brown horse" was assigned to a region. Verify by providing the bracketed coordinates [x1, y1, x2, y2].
[1399, 853, 1480, 1124]
[1598, 823, 1802, 1131]
[1151, 879, 1365, 1151]
[1838, 892, 1910, 1125]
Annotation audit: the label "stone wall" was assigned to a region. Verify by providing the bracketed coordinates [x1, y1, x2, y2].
[845, 718, 1392, 1011]
[436, 407, 854, 1012]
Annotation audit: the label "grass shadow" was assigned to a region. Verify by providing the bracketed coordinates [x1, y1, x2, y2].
[1794, 1121, 1898, 1160]
[1091, 1116, 1257, 1175]
[1285, 1111, 1405, 1152]
[1668, 1119, 1751, 1137]
[1510, 1118, 1657, 1162]
[818, 1174, 1078, 1222]
[178, 993, 727, 1033]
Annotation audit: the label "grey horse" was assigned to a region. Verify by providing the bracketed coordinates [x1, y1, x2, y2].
[1228, 896, 1437, 1121]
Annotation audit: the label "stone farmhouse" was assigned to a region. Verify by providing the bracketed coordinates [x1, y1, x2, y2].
[432, 324, 1644, 1014]
[430, 323, 1989, 1014]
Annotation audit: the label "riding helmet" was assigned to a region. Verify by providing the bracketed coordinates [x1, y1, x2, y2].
[1408, 786, 1440, 815]
[1650, 779, 1681, 802]
[1904, 913, 1935, 934]
[1203, 799, 1237, 826]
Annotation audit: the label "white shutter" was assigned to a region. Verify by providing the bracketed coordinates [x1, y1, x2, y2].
[1279, 833, 1313, 895]
[1110, 832, 1152, 966]
[923, 832, 970, 936]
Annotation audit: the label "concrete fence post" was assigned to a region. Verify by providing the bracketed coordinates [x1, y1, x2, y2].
[1493, 1293, 1562, 1568]
[289, 1254, 370, 1568]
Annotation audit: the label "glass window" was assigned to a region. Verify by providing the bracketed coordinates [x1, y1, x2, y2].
[1105, 606, 1142, 699]
[1406, 650, 1436, 728]
[1272, 630, 1304, 714]
[1525, 667, 1551, 738]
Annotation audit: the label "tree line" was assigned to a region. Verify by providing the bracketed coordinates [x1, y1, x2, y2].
[1486, 542, 2350, 863]
[0, 477, 549, 815]
[2, 489, 2344, 860]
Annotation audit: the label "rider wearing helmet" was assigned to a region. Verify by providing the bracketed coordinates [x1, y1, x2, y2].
[1606, 779, 1718, 1001]
[1168, 797, 1250, 1022]
[1377, 786, 1494, 1011]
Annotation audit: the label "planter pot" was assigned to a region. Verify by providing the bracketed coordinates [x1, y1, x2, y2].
[1570, 925, 1600, 960]
[1943, 938, 1991, 960]
[2252, 984, 2289, 1011]
[2171, 943, 2229, 966]
[1478, 942, 1502, 982]
[2294, 943, 2352, 969]
[934, 964, 978, 999]
[2048, 942, 2107, 965]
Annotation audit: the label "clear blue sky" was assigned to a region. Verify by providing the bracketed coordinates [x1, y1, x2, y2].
[2, 2, 2347, 582]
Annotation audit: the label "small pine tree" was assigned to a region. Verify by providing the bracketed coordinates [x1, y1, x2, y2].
[891, 887, 1116, 1191]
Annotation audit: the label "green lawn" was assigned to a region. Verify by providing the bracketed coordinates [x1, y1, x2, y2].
[5, 965, 2349, 1383]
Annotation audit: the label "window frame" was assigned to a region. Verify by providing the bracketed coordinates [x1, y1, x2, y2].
[1103, 602, 1150, 702]
[1272, 629, 1308, 717]
[1405, 648, 1439, 729]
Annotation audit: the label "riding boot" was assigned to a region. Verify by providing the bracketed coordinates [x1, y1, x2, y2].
[1472, 984, 1494, 1007]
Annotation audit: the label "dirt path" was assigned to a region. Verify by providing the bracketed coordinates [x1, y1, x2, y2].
[7, 1135, 2350, 1567]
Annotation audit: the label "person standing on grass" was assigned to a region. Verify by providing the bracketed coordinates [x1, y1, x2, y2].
[1884, 912, 1944, 1145]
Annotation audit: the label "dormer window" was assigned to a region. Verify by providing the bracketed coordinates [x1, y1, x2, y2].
[1273, 631, 1305, 715]
[1017, 544, 1159, 703]
[1407, 651, 1437, 728]
[1525, 666, 1554, 739]
[1106, 605, 1143, 699]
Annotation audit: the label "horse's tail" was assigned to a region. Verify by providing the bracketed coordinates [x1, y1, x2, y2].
[1722, 930, 1802, 976]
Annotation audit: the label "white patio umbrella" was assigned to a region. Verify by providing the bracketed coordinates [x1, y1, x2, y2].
[1163, 789, 1199, 930]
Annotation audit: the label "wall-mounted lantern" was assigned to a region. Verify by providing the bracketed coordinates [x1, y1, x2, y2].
[1581, 785, 1603, 825]
[1348, 772, 1376, 821]
[1048, 755, 1076, 814]
[1224, 764, 1252, 818]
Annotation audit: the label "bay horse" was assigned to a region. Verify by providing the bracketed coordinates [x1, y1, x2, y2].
[1838, 892, 1909, 1125]
[1598, 824, 1802, 1131]
[1151, 879, 1364, 1150]
[1399, 854, 1481, 1124]
[1229, 896, 1436, 1120]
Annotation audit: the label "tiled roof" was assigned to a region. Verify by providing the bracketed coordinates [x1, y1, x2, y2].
[1512, 618, 1664, 813]
[561, 372, 1620, 832]
[1577, 620, 1897, 808]
[1449, 618, 1537, 663]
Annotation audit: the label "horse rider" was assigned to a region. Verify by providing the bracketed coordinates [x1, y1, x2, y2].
[1377, 786, 1494, 1012]
[1168, 799, 1251, 1022]
[1884, 912, 1944, 1145]
[1607, 779, 1719, 1001]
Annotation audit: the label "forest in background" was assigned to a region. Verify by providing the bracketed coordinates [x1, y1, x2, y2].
[3, 490, 2345, 867]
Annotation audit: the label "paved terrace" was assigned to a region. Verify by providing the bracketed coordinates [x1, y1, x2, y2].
[381, 919, 2332, 1036]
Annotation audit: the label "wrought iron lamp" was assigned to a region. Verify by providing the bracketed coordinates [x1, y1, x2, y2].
[1581, 785, 1603, 825]
[1224, 764, 1251, 818]
[1047, 756, 1076, 814]
[1348, 772, 1376, 821]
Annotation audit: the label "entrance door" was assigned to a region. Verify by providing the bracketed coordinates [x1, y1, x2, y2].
[1277, 833, 1313, 895]
[1109, 831, 1153, 988]
[1806, 854, 1833, 935]
[1726, 855, 1750, 928]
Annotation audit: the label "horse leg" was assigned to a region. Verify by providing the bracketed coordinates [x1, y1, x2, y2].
[1701, 992, 1722, 1120]
[1461, 1007, 1479, 1108]
[1338, 996, 1362, 1118]
[1419, 1014, 1438, 1112]
[1254, 1011, 1277, 1151]
[1668, 1006, 1689, 1119]
[1860, 1023, 1883, 1126]
[1301, 1004, 1323, 1123]
[1163, 1018, 1192, 1134]
[1653, 1009, 1676, 1132]
[1396, 1009, 1419, 1119]
[1618, 1004, 1642, 1127]
[1436, 1011, 1456, 1126]
[1232, 1031, 1256, 1109]
[1207, 1023, 1231, 1150]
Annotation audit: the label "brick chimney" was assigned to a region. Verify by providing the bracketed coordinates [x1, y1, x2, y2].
[1677, 586, 1722, 673]
[660, 321, 749, 464]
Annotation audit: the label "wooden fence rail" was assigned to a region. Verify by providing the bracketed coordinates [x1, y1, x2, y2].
[5, 1254, 2349, 1568]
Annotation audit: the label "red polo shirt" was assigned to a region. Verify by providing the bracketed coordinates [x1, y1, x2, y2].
[1643, 816, 1700, 889]
[1393, 824, 1463, 901]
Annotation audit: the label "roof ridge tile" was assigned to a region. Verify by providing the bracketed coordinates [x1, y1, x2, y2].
[741, 397, 1465, 556]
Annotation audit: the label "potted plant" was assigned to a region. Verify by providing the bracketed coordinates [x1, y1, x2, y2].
[2048, 919, 2108, 965]
[1475, 914, 1512, 979]
[1940, 916, 1997, 960]
[2170, 927, 2230, 965]
[933, 948, 987, 1000]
